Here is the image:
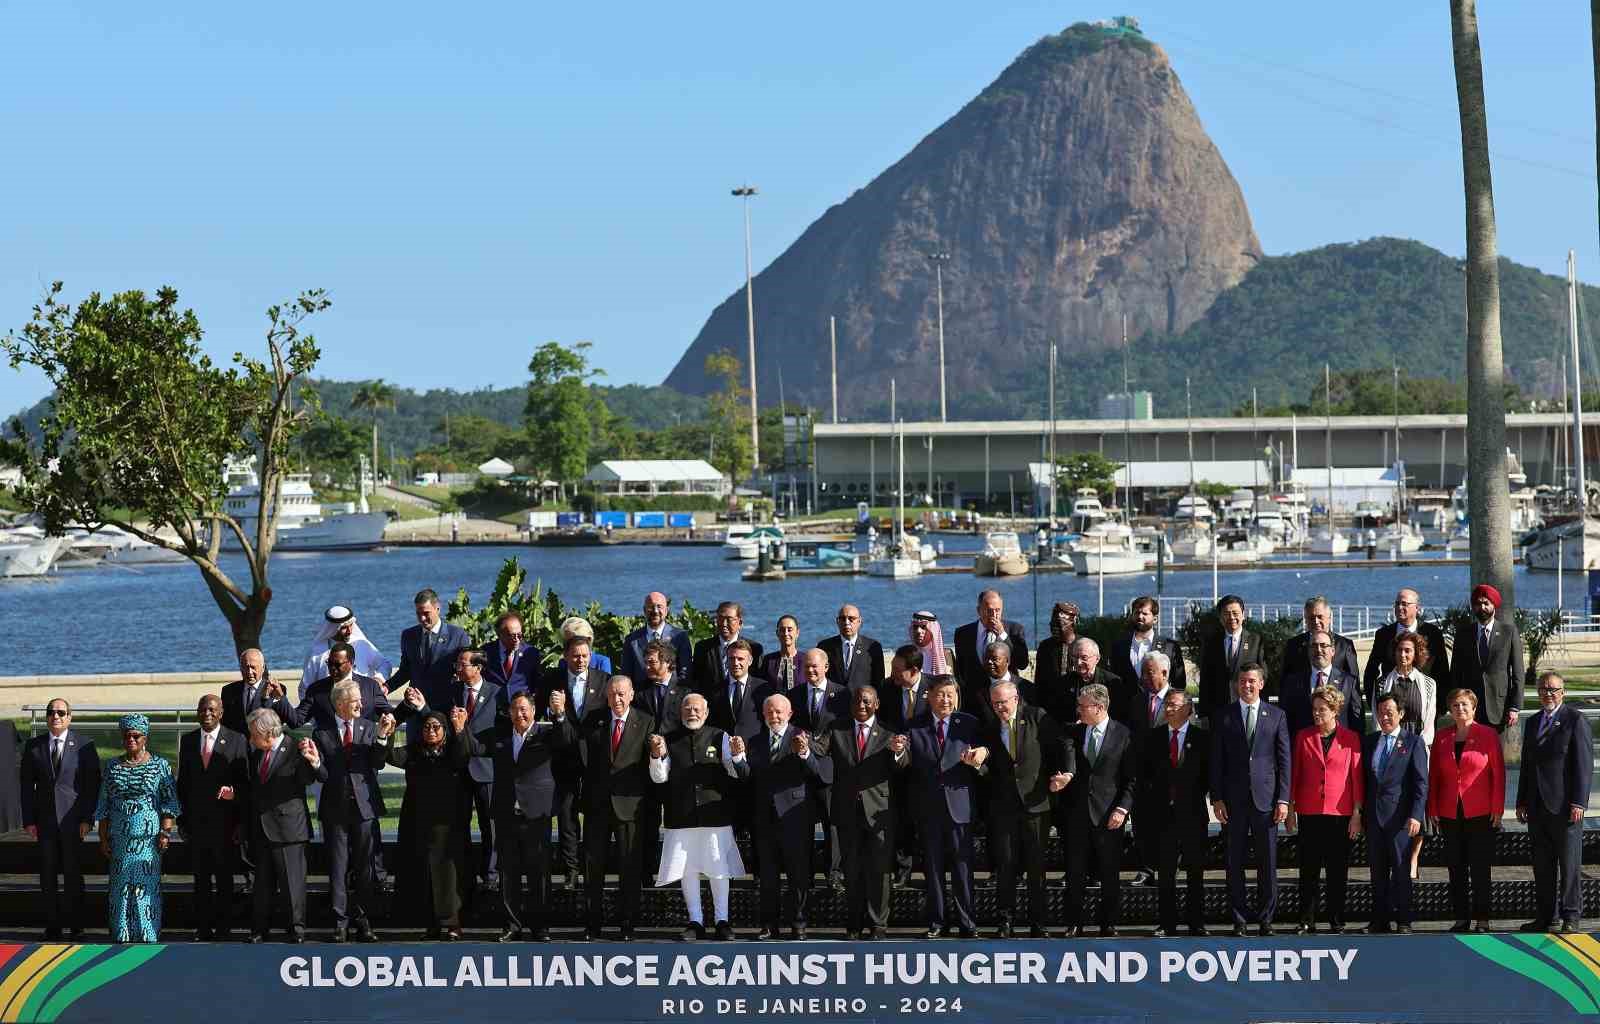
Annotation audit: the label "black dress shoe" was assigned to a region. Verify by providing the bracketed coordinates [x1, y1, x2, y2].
[332, 927, 349, 943]
[996, 921, 1015, 939]
[1189, 925, 1210, 937]
[844, 929, 860, 941]
[530, 927, 550, 942]
[1327, 923, 1346, 935]
[1232, 925, 1248, 937]
[926, 925, 942, 940]
[1449, 920, 1472, 933]
[1069, 925, 1087, 938]
[426, 926, 443, 940]
[1561, 920, 1582, 934]
[756, 926, 778, 941]
[68, 929, 84, 941]
[194, 929, 214, 943]
[715, 921, 735, 941]
[619, 926, 635, 941]
[959, 927, 978, 939]
[1099, 926, 1118, 938]
[867, 927, 888, 940]
[578, 928, 597, 942]
[498, 927, 522, 942]
[830, 871, 847, 893]
[1293, 921, 1315, 935]
[444, 929, 462, 941]
[1028, 926, 1051, 939]
[1152, 927, 1170, 938]
[681, 923, 705, 941]
[790, 926, 807, 941]
[248, 933, 267, 944]
[1394, 924, 1413, 934]
[894, 866, 914, 889]
[288, 932, 305, 944]
[1366, 923, 1392, 935]
[1520, 919, 1553, 933]
[1130, 871, 1154, 887]
[355, 926, 378, 943]
[1256, 923, 1273, 937]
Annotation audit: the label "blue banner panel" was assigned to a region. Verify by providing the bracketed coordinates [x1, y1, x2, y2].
[555, 512, 583, 527]
[634, 512, 666, 529]
[668, 513, 695, 528]
[18, 935, 1600, 1024]
[594, 511, 627, 528]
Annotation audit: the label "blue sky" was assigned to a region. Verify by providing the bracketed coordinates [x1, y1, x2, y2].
[1, 1, 1595, 416]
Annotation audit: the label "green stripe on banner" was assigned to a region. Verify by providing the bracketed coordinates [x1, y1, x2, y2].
[1457, 935, 1599, 1014]
[1513, 935, 1600, 1011]
[33, 946, 164, 1024]
[17, 946, 114, 1024]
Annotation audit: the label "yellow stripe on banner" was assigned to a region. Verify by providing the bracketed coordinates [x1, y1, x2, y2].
[0, 946, 76, 1023]
[1554, 934, 1600, 978]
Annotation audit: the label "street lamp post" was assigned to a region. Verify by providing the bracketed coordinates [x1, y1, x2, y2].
[927, 251, 950, 422]
[733, 185, 760, 476]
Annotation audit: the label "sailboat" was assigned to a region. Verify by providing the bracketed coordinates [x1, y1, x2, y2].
[866, 414, 922, 579]
[1525, 250, 1600, 571]
[1309, 364, 1351, 555]
[1170, 376, 1214, 557]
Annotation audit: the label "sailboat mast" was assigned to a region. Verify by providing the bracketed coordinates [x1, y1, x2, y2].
[1568, 250, 1586, 505]
[1186, 377, 1195, 494]
[1048, 343, 1057, 524]
[1325, 363, 1334, 528]
[1393, 364, 1405, 513]
[1121, 315, 1132, 515]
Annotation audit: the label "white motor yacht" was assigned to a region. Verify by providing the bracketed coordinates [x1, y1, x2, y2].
[218, 459, 388, 552]
[1308, 529, 1351, 555]
[1169, 525, 1212, 559]
[1069, 534, 1146, 575]
[0, 534, 67, 577]
[974, 531, 1029, 576]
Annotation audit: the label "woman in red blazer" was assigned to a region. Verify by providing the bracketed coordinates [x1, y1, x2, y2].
[1428, 688, 1505, 933]
[1288, 685, 1364, 934]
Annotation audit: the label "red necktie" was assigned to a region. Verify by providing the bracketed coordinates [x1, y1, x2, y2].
[504, 652, 515, 678]
[611, 717, 624, 757]
[465, 688, 477, 719]
[343, 721, 353, 762]
[258, 748, 271, 783]
[1169, 729, 1180, 768]
[201, 733, 213, 770]
[856, 724, 868, 759]
[936, 718, 946, 752]
[1149, 692, 1160, 724]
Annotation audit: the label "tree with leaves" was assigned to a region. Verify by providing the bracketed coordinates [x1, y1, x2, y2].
[0, 283, 329, 652]
[525, 341, 603, 491]
[351, 379, 395, 488]
[1054, 451, 1121, 500]
[704, 349, 753, 486]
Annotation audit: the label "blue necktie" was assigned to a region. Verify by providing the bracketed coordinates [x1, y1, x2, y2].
[1377, 734, 1393, 774]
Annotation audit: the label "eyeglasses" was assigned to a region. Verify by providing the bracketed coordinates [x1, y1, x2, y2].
[1541, 687, 1565, 695]
[1311, 642, 1334, 650]
[45, 709, 69, 718]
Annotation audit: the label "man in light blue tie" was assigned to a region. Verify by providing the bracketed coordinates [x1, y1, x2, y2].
[820, 604, 886, 693]
[1361, 693, 1428, 933]
[1210, 663, 1290, 936]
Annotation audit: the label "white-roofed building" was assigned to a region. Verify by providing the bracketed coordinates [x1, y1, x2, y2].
[1290, 465, 1401, 513]
[584, 459, 729, 497]
[477, 457, 515, 478]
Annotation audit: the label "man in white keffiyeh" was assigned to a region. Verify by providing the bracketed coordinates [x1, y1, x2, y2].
[299, 606, 394, 701]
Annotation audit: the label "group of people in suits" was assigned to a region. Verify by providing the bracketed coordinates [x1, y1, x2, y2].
[19, 578, 1583, 943]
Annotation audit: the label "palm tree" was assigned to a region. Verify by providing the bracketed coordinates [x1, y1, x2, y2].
[1450, 0, 1514, 609]
[351, 379, 396, 491]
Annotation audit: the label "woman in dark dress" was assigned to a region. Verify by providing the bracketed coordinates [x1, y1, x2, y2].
[384, 710, 469, 939]
[1033, 601, 1080, 699]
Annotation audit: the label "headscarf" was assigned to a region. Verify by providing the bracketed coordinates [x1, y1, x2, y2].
[909, 611, 948, 675]
[1049, 602, 1081, 641]
[119, 713, 150, 736]
[1471, 584, 1502, 610]
[300, 605, 395, 698]
[410, 710, 453, 756]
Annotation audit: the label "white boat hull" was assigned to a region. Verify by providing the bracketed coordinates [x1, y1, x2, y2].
[1308, 531, 1351, 555]
[1070, 549, 1145, 575]
[220, 512, 390, 552]
[0, 536, 67, 577]
[866, 556, 923, 579]
[1170, 535, 1212, 559]
[974, 553, 1029, 576]
[1525, 519, 1600, 571]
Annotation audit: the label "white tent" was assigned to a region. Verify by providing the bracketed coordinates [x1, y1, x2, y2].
[1290, 465, 1400, 513]
[478, 457, 515, 478]
[584, 459, 728, 497]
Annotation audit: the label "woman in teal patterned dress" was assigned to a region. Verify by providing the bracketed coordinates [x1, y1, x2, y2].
[94, 713, 181, 942]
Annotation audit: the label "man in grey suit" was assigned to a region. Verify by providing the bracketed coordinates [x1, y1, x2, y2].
[1453, 583, 1524, 733]
[619, 591, 693, 686]
[1517, 671, 1593, 933]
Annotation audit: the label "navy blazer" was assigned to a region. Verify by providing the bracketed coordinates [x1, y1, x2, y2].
[1517, 703, 1594, 817]
[247, 738, 326, 845]
[618, 624, 693, 687]
[449, 679, 506, 784]
[709, 675, 774, 741]
[219, 677, 294, 737]
[632, 678, 690, 735]
[787, 681, 850, 737]
[177, 726, 249, 840]
[1361, 729, 1429, 830]
[907, 711, 983, 825]
[286, 673, 393, 733]
[391, 622, 473, 705]
[746, 726, 833, 821]
[1278, 666, 1365, 738]
[313, 718, 389, 824]
[1209, 700, 1291, 814]
[467, 718, 566, 820]
[480, 640, 538, 697]
[1063, 718, 1137, 826]
[20, 731, 100, 832]
[817, 633, 886, 691]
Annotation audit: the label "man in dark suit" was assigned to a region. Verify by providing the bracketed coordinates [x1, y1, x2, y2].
[1198, 595, 1261, 723]
[977, 679, 1071, 937]
[1055, 638, 1116, 726]
[1454, 583, 1524, 733]
[546, 634, 610, 887]
[951, 590, 1029, 706]
[619, 591, 694, 687]
[312, 680, 387, 941]
[1116, 649, 1179, 887]
[907, 677, 983, 938]
[690, 601, 764, 694]
[447, 650, 503, 890]
[788, 648, 849, 888]
[481, 611, 537, 699]
[388, 588, 472, 711]
[740, 691, 833, 939]
[1061, 683, 1137, 936]
[1138, 690, 1211, 936]
[459, 687, 569, 941]
[220, 648, 293, 737]
[881, 645, 942, 889]
[1362, 588, 1452, 704]
[818, 604, 886, 692]
[21, 698, 100, 939]
[708, 639, 769, 741]
[1517, 671, 1593, 933]
[1107, 596, 1187, 717]
[177, 694, 248, 940]
[827, 685, 910, 939]
[1279, 597, 1360, 683]
[1210, 662, 1291, 935]
[286, 642, 393, 732]
[1278, 630, 1365, 737]
[245, 709, 326, 943]
[567, 675, 660, 940]
[632, 639, 692, 892]
[1362, 692, 1429, 934]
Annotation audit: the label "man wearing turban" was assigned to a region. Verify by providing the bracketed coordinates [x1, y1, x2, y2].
[1452, 584, 1523, 733]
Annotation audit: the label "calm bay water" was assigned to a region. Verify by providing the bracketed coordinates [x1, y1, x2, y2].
[0, 540, 1581, 676]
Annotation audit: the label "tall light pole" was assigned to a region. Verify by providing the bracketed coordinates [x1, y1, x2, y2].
[927, 251, 950, 422]
[733, 185, 760, 475]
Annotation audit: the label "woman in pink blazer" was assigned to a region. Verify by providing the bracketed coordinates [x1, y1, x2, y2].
[1288, 685, 1364, 934]
[1428, 688, 1506, 933]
